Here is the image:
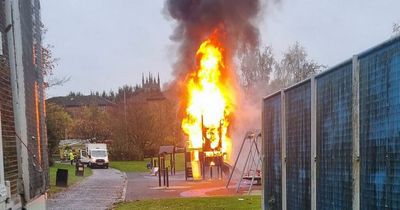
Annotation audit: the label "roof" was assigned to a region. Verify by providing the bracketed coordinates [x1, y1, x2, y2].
[59, 139, 91, 147]
[47, 95, 115, 107]
[128, 90, 167, 103]
[159, 146, 175, 154]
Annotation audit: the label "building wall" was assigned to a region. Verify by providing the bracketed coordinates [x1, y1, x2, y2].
[3, 0, 48, 207]
[0, 0, 19, 197]
[19, 0, 48, 199]
[262, 36, 400, 210]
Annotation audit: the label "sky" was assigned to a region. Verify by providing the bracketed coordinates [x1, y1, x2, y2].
[41, 0, 400, 98]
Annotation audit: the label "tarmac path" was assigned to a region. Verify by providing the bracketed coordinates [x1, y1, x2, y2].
[47, 168, 126, 210]
[125, 171, 261, 201]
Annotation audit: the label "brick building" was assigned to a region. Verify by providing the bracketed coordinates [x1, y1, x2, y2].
[0, 0, 48, 209]
[0, 0, 18, 207]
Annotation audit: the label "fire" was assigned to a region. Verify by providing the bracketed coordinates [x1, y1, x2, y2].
[181, 32, 235, 179]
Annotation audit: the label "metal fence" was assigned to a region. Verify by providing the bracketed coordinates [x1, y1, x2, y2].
[316, 62, 353, 210]
[359, 38, 400, 209]
[262, 35, 400, 210]
[263, 93, 282, 209]
[285, 81, 311, 210]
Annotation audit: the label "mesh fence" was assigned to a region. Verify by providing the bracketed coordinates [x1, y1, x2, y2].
[359, 38, 400, 210]
[262, 36, 400, 210]
[316, 63, 353, 209]
[263, 94, 282, 210]
[285, 82, 311, 210]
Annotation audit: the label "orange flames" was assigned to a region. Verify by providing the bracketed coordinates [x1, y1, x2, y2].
[181, 32, 235, 179]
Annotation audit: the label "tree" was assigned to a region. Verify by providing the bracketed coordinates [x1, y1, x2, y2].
[71, 105, 111, 141]
[41, 26, 70, 88]
[109, 97, 180, 160]
[394, 22, 400, 36]
[240, 46, 275, 91]
[46, 103, 73, 165]
[115, 85, 136, 102]
[274, 42, 325, 88]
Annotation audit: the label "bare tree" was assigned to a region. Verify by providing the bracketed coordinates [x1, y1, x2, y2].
[240, 46, 275, 93]
[274, 42, 325, 88]
[393, 22, 400, 36]
[41, 26, 70, 88]
[41, 44, 70, 88]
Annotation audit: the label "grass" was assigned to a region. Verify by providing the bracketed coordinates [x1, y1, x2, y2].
[115, 195, 261, 210]
[110, 153, 185, 173]
[48, 163, 93, 196]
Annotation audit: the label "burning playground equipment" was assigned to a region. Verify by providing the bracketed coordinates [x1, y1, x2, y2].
[181, 32, 235, 181]
[165, 0, 264, 183]
[185, 116, 227, 181]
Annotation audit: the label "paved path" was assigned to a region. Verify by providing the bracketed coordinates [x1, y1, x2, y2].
[47, 168, 126, 210]
[125, 171, 261, 201]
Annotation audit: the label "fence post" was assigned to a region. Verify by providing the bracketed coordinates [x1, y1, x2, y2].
[166, 167, 169, 187]
[281, 90, 287, 210]
[158, 155, 161, 187]
[352, 55, 360, 210]
[311, 76, 317, 210]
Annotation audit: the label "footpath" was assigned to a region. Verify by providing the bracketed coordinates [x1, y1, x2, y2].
[47, 168, 126, 210]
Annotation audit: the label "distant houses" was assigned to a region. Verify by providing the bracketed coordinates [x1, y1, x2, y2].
[45, 73, 180, 161]
[47, 95, 115, 118]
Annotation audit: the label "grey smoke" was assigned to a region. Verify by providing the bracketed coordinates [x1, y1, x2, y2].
[164, 0, 266, 78]
[164, 0, 279, 167]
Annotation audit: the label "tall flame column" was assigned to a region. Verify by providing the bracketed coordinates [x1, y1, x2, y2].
[182, 32, 235, 179]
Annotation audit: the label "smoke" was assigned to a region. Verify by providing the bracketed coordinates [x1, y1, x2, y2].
[164, 0, 279, 166]
[164, 0, 269, 78]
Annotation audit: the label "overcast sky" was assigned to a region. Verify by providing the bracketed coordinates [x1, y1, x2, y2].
[41, 0, 400, 98]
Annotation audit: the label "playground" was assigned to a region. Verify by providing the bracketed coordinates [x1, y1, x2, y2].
[124, 169, 262, 201]
[122, 131, 263, 202]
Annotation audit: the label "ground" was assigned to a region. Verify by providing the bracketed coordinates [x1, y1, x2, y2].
[115, 196, 261, 210]
[47, 157, 262, 209]
[124, 171, 261, 201]
[110, 153, 185, 172]
[46, 168, 125, 210]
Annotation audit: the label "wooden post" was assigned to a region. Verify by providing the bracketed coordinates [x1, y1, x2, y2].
[202, 152, 205, 180]
[173, 151, 176, 175]
[170, 153, 173, 175]
[210, 165, 213, 179]
[158, 154, 161, 187]
[162, 155, 166, 186]
[166, 167, 169, 187]
[184, 148, 187, 181]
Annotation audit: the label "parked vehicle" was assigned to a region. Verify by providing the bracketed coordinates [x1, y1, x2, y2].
[80, 144, 109, 168]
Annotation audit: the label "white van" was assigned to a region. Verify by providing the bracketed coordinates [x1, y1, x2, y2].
[80, 143, 109, 168]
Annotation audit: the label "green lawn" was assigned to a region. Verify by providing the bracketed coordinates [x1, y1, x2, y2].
[48, 163, 93, 196]
[110, 153, 185, 173]
[115, 196, 261, 210]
